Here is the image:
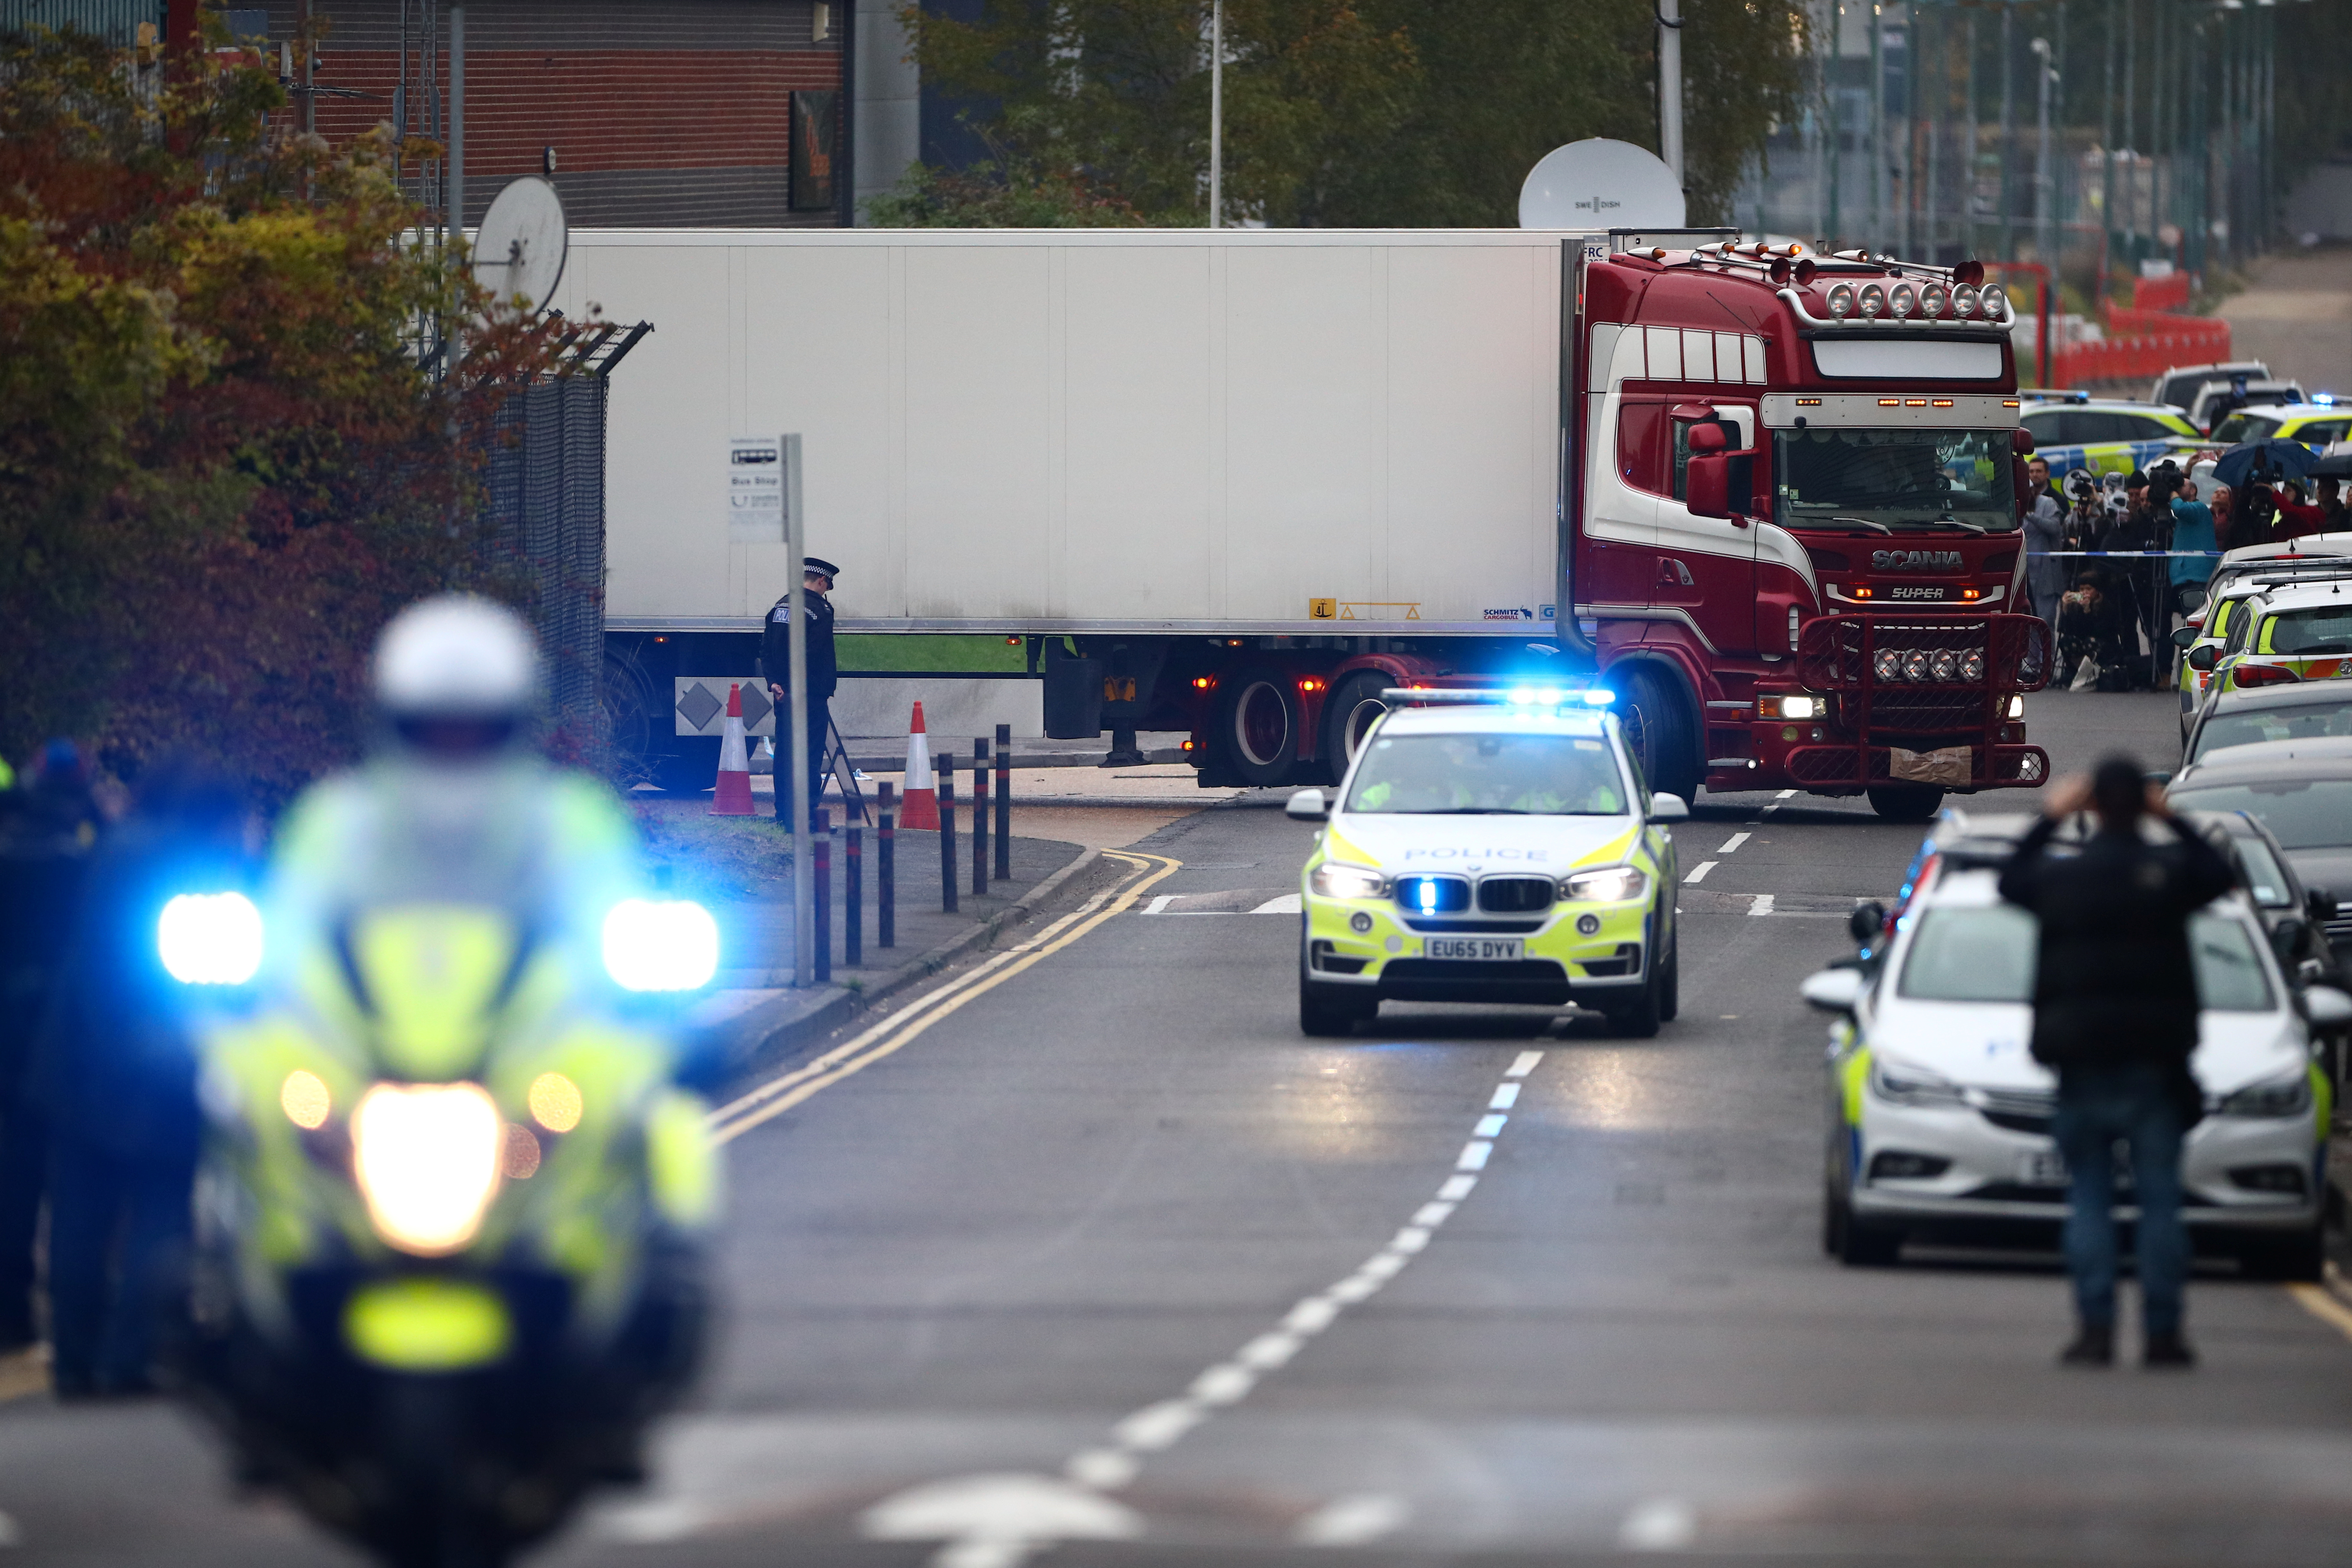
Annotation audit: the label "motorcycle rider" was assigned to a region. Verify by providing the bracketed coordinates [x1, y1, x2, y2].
[187, 596, 716, 1564]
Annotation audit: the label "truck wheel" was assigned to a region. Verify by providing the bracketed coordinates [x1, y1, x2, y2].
[1616, 666, 1700, 802]
[1866, 784, 1945, 823]
[1219, 668, 1301, 786]
[1320, 672, 1392, 782]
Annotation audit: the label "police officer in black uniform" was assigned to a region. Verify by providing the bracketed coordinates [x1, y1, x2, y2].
[763, 557, 838, 827]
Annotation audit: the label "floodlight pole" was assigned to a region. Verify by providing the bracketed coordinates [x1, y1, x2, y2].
[1209, 0, 1223, 228]
[1659, 0, 1684, 190]
[787, 436, 814, 989]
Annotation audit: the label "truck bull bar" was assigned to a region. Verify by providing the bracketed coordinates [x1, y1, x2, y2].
[1784, 613, 2053, 791]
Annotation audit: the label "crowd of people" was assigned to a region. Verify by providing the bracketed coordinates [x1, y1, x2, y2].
[2021, 453, 2349, 692]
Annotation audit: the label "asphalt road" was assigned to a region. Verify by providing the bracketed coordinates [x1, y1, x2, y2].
[9, 689, 2352, 1567]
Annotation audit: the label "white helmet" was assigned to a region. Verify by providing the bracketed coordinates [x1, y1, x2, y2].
[374, 595, 539, 723]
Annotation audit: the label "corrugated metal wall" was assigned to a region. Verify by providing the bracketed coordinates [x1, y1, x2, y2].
[0, 0, 165, 42]
[253, 0, 842, 227]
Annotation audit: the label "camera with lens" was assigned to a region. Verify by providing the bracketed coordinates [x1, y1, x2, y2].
[2147, 461, 2184, 502]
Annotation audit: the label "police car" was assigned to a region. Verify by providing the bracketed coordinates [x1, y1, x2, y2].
[1287, 690, 1684, 1038]
[2211, 400, 2352, 450]
[2190, 574, 2352, 709]
[2019, 394, 2202, 481]
[1802, 813, 2349, 1276]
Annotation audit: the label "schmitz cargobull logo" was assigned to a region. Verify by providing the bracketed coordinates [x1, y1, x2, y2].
[1870, 549, 1965, 572]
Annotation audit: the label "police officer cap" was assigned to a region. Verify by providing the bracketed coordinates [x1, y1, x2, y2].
[2125, 469, 2150, 487]
[804, 557, 842, 579]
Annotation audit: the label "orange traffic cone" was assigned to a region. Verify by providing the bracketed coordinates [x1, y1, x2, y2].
[710, 683, 756, 815]
[899, 701, 940, 830]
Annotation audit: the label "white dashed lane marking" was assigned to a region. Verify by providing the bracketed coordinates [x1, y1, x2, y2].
[1715, 832, 1749, 854]
[885, 1051, 1552, 1567]
[1684, 861, 1716, 884]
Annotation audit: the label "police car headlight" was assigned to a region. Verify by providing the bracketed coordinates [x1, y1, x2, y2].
[351, 1082, 502, 1256]
[1559, 866, 1648, 903]
[1870, 1058, 1967, 1108]
[2215, 1073, 2312, 1119]
[158, 892, 263, 985]
[1311, 862, 1388, 900]
[602, 899, 720, 992]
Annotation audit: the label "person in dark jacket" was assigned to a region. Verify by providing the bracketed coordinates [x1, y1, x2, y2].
[1997, 756, 2236, 1369]
[32, 761, 253, 1396]
[763, 556, 839, 827]
[0, 741, 104, 1352]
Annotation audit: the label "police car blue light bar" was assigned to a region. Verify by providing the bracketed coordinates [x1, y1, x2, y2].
[1380, 685, 1614, 707]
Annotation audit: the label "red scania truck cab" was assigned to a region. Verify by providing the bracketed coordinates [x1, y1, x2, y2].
[1171, 237, 2052, 823]
[1565, 239, 2050, 820]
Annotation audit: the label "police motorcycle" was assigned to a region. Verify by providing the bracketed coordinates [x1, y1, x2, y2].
[162, 599, 725, 1568]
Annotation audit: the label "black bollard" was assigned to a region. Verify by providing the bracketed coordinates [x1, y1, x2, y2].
[812, 806, 832, 985]
[972, 738, 990, 897]
[995, 722, 1012, 882]
[845, 819, 863, 969]
[939, 760, 959, 914]
[877, 781, 897, 949]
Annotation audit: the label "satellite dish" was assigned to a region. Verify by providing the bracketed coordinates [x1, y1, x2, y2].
[1518, 139, 1685, 231]
[472, 176, 568, 315]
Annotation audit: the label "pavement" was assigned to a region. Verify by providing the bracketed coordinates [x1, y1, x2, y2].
[2216, 245, 2352, 398]
[13, 689, 2352, 1566]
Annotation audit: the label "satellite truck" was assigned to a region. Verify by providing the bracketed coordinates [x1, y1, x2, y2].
[562, 140, 2051, 821]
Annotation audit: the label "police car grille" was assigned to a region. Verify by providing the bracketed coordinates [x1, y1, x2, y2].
[1476, 876, 1556, 913]
[1974, 1087, 2056, 1137]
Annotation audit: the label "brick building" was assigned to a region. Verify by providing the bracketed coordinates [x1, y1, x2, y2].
[3, 0, 925, 226]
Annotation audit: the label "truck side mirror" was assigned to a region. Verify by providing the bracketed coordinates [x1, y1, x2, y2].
[1687, 422, 1727, 455]
[2011, 427, 2037, 456]
[2187, 645, 2217, 672]
[1687, 454, 1731, 519]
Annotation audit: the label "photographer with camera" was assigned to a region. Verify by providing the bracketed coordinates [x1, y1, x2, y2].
[2024, 457, 2067, 639]
[2163, 462, 2219, 635]
[2096, 471, 2167, 689]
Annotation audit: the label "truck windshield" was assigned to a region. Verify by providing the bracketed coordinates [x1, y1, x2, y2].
[1773, 427, 2018, 533]
[1344, 733, 1627, 815]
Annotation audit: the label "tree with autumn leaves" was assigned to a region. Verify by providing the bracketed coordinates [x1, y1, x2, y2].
[0, 22, 574, 804]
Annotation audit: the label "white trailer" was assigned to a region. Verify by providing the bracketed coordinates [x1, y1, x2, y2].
[559, 227, 1578, 638]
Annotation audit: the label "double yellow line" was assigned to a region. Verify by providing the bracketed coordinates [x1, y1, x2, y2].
[707, 850, 1183, 1145]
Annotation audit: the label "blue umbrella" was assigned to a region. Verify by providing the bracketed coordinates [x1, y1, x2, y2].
[2214, 437, 2321, 489]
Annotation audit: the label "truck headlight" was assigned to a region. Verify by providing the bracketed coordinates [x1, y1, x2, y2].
[351, 1083, 503, 1256]
[2215, 1073, 2312, 1119]
[158, 892, 263, 985]
[1560, 866, 1648, 903]
[1870, 1058, 1967, 1109]
[1311, 862, 1388, 900]
[602, 899, 720, 992]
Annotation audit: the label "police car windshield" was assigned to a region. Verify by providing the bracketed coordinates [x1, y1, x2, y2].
[1899, 906, 2273, 1011]
[2169, 779, 2352, 850]
[1773, 427, 2018, 533]
[1344, 732, 1628, 815]
[2213, 411, 2282, 443]
[2192, 698, 2352, 760]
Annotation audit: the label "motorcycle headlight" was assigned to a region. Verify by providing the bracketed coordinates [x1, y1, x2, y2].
[1560, 866, 1649, 903]
[1870, 1058, 1967, 1108]
[1311, 862, 1388, 900]
[350, 1082, 503, 1256]
[602, 899, 720, 992]
[158, 891, 263, 985]
[2215, 1072, 2312, 1119]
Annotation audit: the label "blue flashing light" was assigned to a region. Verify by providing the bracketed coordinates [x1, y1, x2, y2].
[603, 899, 721, 992]
[159, 892, 263, 985]
[2315, 393, 2337, 407]
[1417, 881, 1439, 913]
[1580, 689, 1616, 706]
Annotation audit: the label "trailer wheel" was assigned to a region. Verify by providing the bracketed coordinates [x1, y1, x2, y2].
[1219, 668, 1300, 786]
[1616, 666, 1700, 802]
[1319, 672, 1391, 782]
